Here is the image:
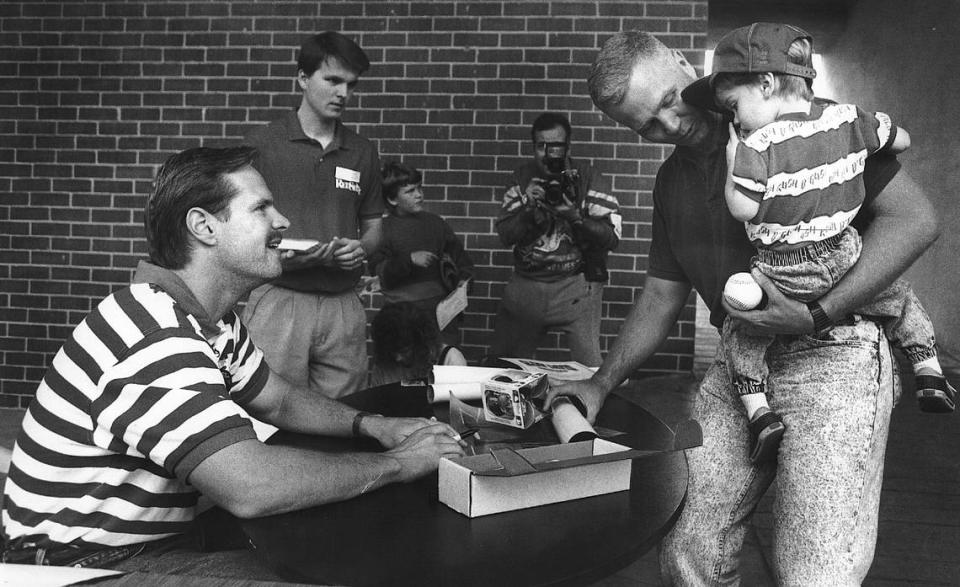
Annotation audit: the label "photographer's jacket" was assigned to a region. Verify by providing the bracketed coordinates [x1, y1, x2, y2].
[497, 159, 620, 281]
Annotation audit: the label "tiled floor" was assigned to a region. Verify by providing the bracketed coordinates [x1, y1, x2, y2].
[1, 370, 957, 586]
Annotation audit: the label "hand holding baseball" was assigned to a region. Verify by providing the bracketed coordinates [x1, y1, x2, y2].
[723, 272, 764, 311]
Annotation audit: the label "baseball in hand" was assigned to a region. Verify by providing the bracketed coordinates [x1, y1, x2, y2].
[723, 272, 764, 311]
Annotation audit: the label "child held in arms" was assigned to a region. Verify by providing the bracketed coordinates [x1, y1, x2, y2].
[681, 22, 954, 464]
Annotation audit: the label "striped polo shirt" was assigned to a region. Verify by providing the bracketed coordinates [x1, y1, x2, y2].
[2, 261, 268, 552]
[733, 102, 896, 248]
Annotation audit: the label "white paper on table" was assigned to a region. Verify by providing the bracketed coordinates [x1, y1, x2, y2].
[497, 357, 598, 383]
[0, 563, 123, 586]
[436, 279, 469, 330]
[432, 365, 506, 385]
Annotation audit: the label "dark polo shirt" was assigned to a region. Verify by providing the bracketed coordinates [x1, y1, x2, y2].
[649, 118, 900, 329]
[244, 110, 383, 293]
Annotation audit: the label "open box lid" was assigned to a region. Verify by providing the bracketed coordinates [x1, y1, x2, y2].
[450, 418, 702, 477]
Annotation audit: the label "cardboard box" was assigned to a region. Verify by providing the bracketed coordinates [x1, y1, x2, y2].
[481, 369, 549, 429]
[438, 438, 645, 517]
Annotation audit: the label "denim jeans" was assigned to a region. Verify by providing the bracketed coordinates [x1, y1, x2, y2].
[661, 317, 899, 585]
[727, 226, 935, 394]
[490, 272, 603, 366]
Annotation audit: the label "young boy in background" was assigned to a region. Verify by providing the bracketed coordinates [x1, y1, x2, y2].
[682, 22, 954, 463]
[368, 162, 474, 346]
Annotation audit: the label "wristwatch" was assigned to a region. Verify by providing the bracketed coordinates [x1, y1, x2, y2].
[352, 411, 378, 438]
[805, 300, 833, 335]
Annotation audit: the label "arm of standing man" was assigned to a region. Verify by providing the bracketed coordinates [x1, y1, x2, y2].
[725, 167, 939, 334]
[546, 277, 692, 422]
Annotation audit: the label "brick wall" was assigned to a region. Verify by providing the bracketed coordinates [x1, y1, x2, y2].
[0, 0, 707, 407]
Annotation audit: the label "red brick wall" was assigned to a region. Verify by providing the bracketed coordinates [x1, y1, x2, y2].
[0, 1, 707, 406]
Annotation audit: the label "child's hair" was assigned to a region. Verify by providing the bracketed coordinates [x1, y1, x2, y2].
[380, 161, 422, 209]
[371, 302, 440, 373]
[713, 37, 814, 101]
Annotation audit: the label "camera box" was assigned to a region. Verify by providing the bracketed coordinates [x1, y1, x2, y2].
[481, 370, 549, 429]
[438, 438, 643, 518]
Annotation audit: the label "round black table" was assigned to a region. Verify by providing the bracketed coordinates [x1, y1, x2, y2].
[240, 383, 694, 587]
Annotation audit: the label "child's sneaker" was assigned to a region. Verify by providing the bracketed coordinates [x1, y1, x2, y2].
[748, 407, 785, 464]
[916, 374, 956, 413]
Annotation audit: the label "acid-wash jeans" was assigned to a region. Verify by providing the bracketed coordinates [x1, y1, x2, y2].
[725, 226, 936, 396]
[661, 317, 898, 586]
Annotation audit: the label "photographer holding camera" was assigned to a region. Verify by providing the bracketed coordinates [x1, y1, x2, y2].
[489, 112, 621, 367]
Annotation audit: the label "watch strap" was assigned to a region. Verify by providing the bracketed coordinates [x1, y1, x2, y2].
[806, 300, 833, 334]
[352, 411, 377, 438]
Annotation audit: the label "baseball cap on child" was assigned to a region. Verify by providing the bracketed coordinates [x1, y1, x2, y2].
[682, 22, 817, 112]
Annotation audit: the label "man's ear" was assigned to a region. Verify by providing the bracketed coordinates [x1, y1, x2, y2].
[186, 207, 218, 246]
[296, 69, 309, 91]
[672, 49, 698, 78]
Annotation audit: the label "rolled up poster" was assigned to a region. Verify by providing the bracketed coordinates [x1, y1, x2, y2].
[551, 396, 598, 443]
[431, 365, 506, 385]
[427, 382, 484, 404]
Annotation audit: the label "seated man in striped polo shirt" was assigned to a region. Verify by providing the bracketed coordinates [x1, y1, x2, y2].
[0, 146, 465, 573]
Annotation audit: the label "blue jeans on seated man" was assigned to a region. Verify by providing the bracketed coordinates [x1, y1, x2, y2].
[3, 507, 284, 581]
[660, 317, 898, 586]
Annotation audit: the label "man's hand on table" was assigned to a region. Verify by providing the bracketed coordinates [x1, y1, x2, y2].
[545, 378, 609, 424]
[385, 423, 467, 482]
[362, 416, 461, 450]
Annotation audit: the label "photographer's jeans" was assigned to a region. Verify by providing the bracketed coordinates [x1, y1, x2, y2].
[490, 272, 603, 366]
[660, 317, 898, 586]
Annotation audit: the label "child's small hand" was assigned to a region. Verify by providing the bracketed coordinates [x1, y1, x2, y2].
[726, 123, 741, 168]
[410, 250, 438, 267]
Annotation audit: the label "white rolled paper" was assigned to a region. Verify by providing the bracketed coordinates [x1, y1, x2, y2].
[432, 365, 506, 385]
[427, 382, 484, 404]
[551, 398, 597, 443]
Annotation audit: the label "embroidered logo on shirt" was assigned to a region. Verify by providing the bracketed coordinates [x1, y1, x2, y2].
[335, 166, 362, 194]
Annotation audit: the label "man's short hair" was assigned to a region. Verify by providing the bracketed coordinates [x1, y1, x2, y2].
[145, 146, 257, 269]
[297, 31, 370, 77]
[530, 112, 572, 144]
[380, 160, 422, 208]
[588, 30, 667, 112]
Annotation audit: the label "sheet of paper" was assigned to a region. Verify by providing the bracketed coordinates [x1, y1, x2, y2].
[497, 357, 598, 383]
[0, 563, 123, 586]
[436, 279, 469, 330]
[278, 238, 321, 252]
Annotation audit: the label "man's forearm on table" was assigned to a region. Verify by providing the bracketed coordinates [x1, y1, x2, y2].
[248, 370, 357, 437]
[192, 441, 402, 518]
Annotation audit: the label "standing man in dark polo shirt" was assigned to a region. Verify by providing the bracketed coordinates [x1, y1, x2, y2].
[551, 31, 940, 584]
[243, 31, 382, 399]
